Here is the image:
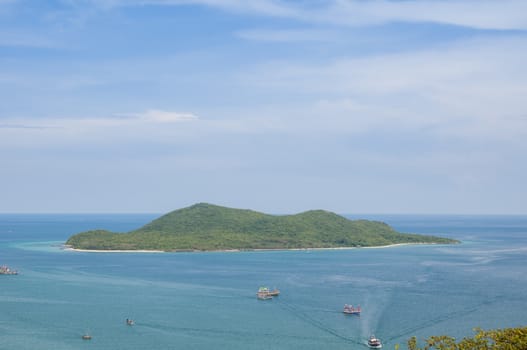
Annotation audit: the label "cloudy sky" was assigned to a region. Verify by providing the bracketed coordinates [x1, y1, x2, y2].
[1, 0, 526, 214]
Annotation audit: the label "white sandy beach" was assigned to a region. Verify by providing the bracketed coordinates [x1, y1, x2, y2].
[62, 242, 436, 253]
[63, 246, 165, 253]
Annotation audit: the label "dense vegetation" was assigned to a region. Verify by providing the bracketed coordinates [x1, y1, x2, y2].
[66, 203, 457, 251]
[406, 326, 527, 350]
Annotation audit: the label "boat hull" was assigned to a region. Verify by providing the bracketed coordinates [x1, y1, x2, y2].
[343, 304, 361, 315]
[0, 266, 18, 275]
[368, 337, 382, 348]
[256, 287, 279, 299]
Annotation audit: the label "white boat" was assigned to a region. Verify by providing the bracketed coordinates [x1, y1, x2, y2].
[0, 265, 18, 275]
[367, 335, 382, 348]
[342, 304, 361, 315]
[256, 286, 279, 299]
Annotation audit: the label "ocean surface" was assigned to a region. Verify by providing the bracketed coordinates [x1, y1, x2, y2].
[1, 214, 526, 350]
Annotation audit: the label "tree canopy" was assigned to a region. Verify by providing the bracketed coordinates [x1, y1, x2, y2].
[66, 203, 457, 251]
[407, 326, 527, 350]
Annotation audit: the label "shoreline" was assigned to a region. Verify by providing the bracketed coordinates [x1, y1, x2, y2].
[62, 242, 442, 254]
[63, 246, 165, 253]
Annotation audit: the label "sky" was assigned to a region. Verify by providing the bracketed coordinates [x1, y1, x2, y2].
[1, 0, 527, 214]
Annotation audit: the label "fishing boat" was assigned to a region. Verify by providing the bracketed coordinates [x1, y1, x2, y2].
[367, 335, 382, 348]
[82, 334, 92, 340]
[0, 265, 18, 275]
[343, 304, 361, 315]
[126, 318, 134, 326]
[256, 286, 280, 298]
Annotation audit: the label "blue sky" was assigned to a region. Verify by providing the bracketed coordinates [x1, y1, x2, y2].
[1, 0, 527, 214]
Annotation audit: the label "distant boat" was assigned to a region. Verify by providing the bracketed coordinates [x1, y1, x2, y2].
[256, 286, 280, 299]
[126, 318, 134, 326]
[82, 334, 92, 340]
[367, 335, 382, 348]
[343, 304, 361, 315]
[0, 265, 18, 275]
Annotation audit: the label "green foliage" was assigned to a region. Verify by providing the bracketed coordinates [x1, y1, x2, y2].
[406, 327, 527, 350]
[65, 203, 458, 251]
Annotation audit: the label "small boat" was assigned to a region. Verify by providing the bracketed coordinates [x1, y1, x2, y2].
[256, 286, 279, 299]
[0, 265, 18, 275]
[82, 334, 92, 340]
[343, 304, 361, 315]
[367, 335, 382, 349]
[126, 318, 134, 326]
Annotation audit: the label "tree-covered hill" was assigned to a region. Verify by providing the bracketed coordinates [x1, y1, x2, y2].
[65, 203, 458, 251]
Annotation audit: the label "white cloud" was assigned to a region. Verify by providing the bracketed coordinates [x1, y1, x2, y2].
[88, 0, 298, 17]
[3, 35, 527, 148]
[318, 0, 527, 30]
[134, 109, 199, 123]
[89, 0, 527, 30]
[237, 36, 527, 143]
[0, 109, 200, 148]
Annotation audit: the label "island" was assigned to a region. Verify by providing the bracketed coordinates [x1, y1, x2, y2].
[65, 203, 458, 251]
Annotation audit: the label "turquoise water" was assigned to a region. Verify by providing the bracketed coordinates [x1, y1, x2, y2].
[1, 214, 526, 349]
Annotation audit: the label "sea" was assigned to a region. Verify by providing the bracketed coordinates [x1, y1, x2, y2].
[0, 214, 526, 350]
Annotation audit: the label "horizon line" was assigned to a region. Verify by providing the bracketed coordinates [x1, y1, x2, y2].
[1, 211, 526, 216]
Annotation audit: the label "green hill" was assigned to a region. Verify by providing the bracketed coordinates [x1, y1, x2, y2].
[65, 203, 458, 251]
